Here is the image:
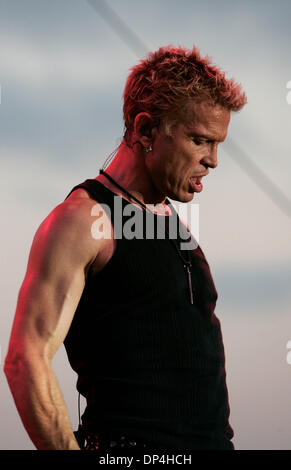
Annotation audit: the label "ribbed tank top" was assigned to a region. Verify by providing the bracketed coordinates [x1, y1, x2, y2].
[63, 178, 234, 450]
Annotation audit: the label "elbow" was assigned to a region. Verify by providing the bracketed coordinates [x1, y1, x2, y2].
[4, 354, 38, 395]
[4, 337, 26, 378]
[4, 340, 51, 389]
[4, 349, 49, 382]
[3, 353, 22, 385]
[4, 349, 36, 385]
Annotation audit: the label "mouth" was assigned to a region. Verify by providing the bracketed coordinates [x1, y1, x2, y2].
[189, 174, 207, 193]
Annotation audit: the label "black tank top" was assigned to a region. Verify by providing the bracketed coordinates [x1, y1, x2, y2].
[63, 179, 234, 450]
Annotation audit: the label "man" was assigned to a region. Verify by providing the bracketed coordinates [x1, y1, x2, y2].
[4, 46, 247, 451]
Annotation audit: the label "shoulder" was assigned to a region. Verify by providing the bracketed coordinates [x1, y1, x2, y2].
[27, 186, 114, 278]
[31, 190, 109, 264]
[41, 195, 97, 239]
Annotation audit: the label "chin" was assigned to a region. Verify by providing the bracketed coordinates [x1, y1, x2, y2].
[170, 191, 195, 203]
[183, 193, 195, 203]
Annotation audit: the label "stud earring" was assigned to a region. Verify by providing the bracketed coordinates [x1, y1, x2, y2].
[145, 145, 152, 153]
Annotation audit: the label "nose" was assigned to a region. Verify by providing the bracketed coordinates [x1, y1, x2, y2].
[201, 144, 218, 169]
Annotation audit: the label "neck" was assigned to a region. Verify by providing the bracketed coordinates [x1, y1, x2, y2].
[97, 140, 166, 206]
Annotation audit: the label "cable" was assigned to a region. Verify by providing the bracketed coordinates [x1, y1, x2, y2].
[86, 0, 291, 221]
[225, 139, 291, 220]
[101, 144, 121, 170]
[86, 0, 148, 57]
[78, 392, 81, 427]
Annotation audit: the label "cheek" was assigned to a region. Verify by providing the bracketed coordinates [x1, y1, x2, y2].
[163, 152, 191, 184]
[172, 147, 196, 175]
[150, 139, 193, 181]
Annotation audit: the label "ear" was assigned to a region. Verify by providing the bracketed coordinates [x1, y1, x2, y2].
[133, 112, 158, 149]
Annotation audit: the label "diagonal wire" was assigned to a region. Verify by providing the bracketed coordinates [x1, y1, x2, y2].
[224, 139, 291, 219]
[86, 0, 291, 221]
[86, 0, 148, 57]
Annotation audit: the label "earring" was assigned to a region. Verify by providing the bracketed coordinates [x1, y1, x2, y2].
[145, 145, 152, 153]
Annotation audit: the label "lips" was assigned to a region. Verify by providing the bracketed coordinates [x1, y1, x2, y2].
[189, 176, 203, 193]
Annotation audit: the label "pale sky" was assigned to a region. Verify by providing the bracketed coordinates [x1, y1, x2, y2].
[0, 0, 291, 450]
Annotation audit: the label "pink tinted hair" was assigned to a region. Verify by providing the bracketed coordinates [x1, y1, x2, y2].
[123, 45, 247, 142]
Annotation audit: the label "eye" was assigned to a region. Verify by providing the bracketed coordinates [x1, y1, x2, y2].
[192, 138, 204, 146]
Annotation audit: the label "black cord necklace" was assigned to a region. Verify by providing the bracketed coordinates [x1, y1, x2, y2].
[99, 169, 194, 304]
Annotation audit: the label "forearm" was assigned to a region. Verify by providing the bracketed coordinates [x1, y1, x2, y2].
[4, 356, 80, 450]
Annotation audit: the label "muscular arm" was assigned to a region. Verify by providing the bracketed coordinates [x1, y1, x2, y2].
[4, 197, 100, 450]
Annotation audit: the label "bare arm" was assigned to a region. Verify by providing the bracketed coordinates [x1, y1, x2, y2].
[4, 197, 101, 450]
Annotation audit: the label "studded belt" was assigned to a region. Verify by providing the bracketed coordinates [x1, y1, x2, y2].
[84, 433, 150, 451]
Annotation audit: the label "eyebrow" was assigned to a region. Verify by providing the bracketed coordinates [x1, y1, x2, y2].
[190, 131, 226, 143]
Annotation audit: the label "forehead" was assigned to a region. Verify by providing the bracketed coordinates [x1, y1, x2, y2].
[182, 99, 231, 140]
